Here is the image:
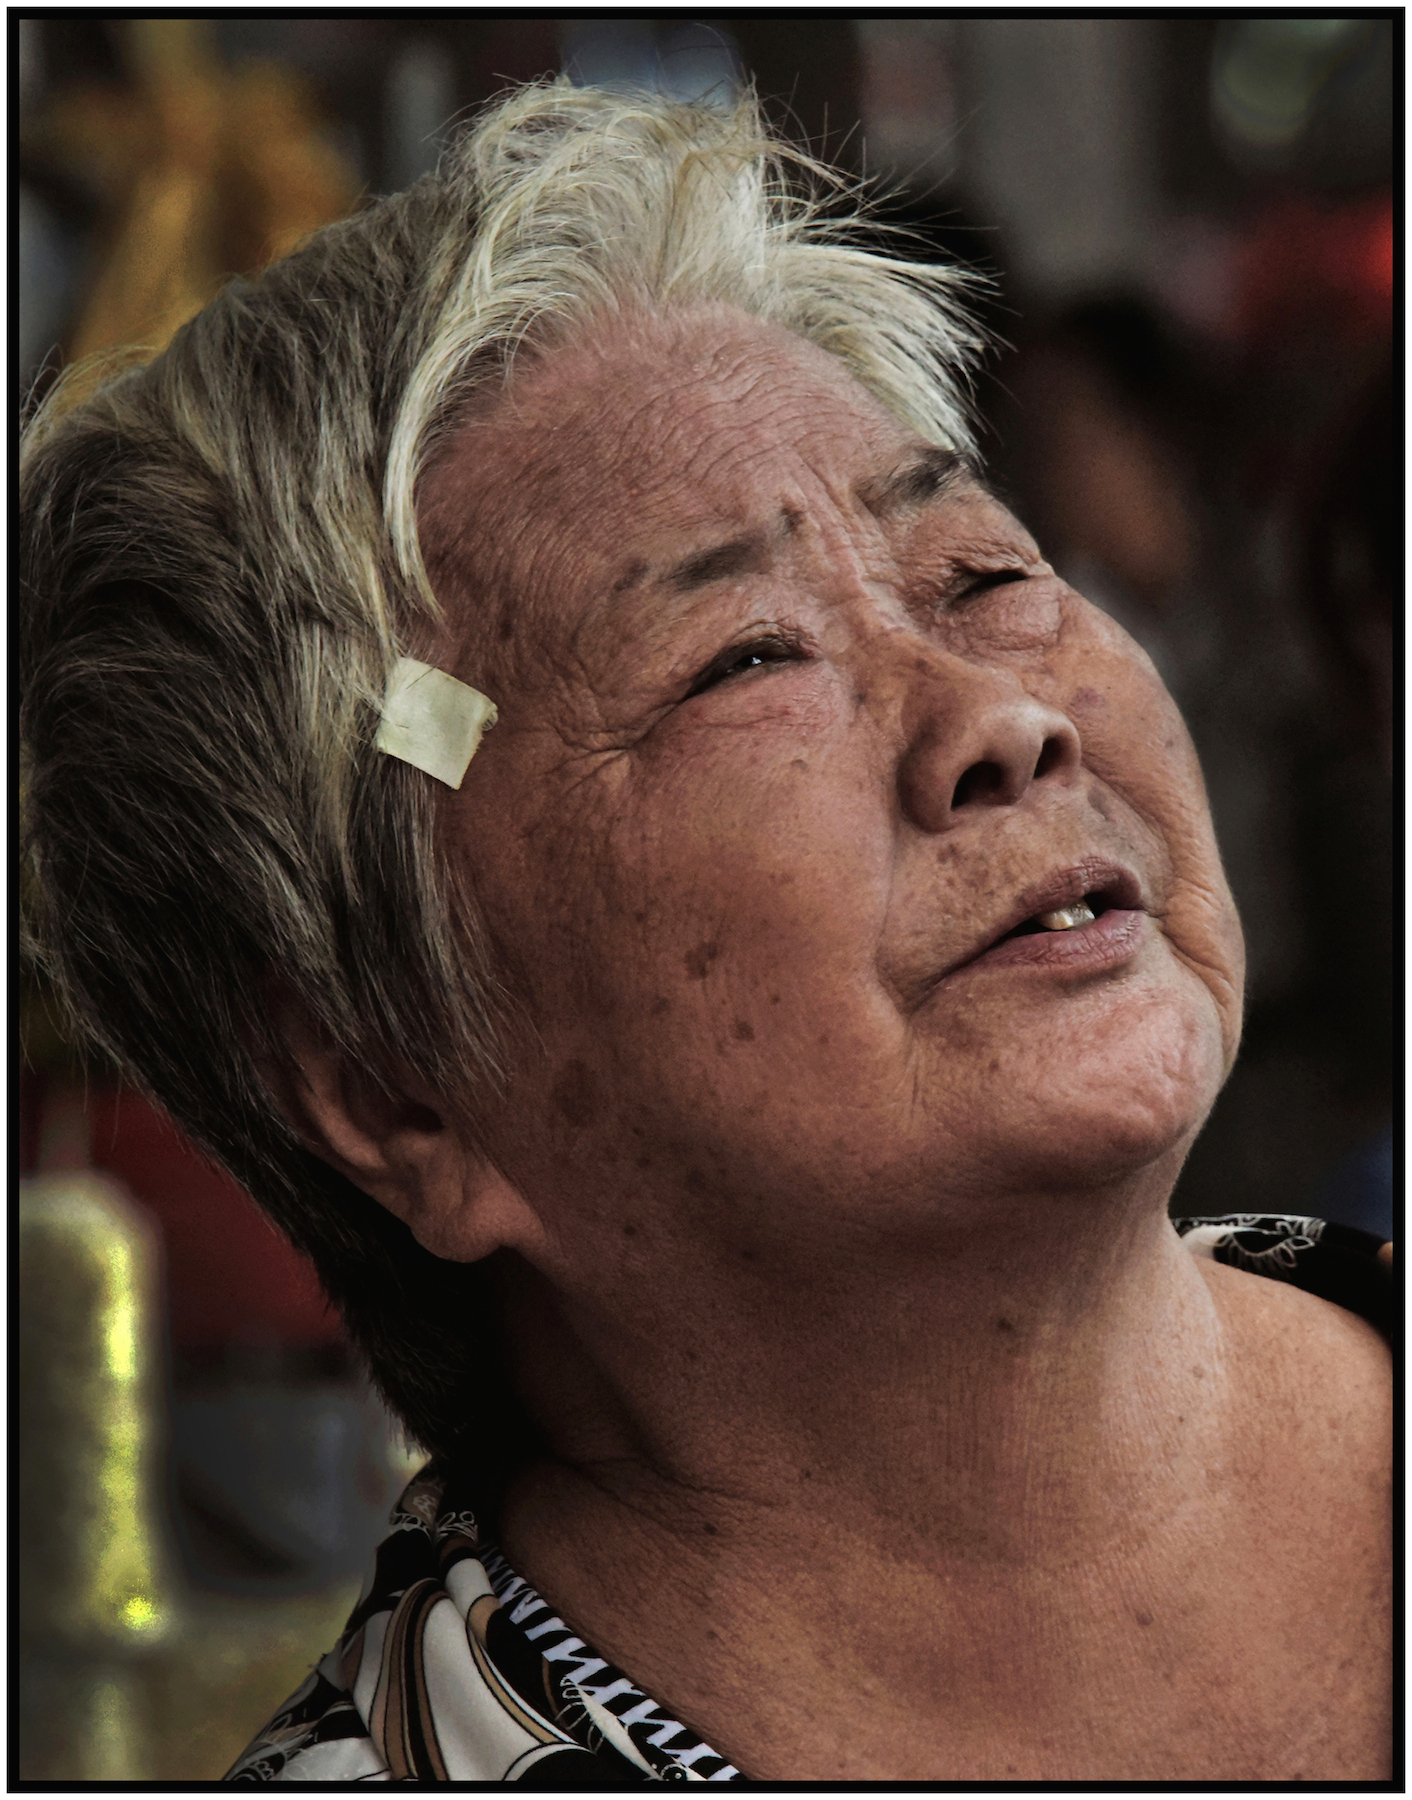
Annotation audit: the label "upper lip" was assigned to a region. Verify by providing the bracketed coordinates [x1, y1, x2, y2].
[941, 858, 1146, 982]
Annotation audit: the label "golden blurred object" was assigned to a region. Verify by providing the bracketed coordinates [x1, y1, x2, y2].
[17, 1163, 367, 1780]
[19, 1173, 173, 1651]
[38, 17, 358, 370]
[18, 1171, 171, 1778]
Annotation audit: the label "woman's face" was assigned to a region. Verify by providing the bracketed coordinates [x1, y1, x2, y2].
[420, 306, 1244, 1268]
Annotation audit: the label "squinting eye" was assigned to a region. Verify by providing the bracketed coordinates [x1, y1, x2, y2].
[955, 568, 1029, 604]
[686, 635, 804, 698]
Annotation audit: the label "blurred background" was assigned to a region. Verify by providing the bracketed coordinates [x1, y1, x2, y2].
[17, 14, 1397, 1780]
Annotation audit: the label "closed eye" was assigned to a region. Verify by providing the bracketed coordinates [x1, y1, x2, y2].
[685, 632, 807, 698]
[955, 567, 1029, 602]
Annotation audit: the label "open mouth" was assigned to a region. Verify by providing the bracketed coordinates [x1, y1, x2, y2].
[998, 892, 1108, 940]
[923, 866, 1148, 995]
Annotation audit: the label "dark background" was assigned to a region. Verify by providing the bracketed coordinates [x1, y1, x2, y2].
[17, 14, 1397, 1779]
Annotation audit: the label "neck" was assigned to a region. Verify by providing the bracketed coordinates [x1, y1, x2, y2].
[497, 1156, 1229, 1579]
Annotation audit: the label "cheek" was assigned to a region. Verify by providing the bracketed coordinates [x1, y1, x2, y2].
[607, 710, 887, 974]
[1057, 623, 1244, 1047]
[937, 956, 1230, 1186]
[1058, 604, 1203, 816]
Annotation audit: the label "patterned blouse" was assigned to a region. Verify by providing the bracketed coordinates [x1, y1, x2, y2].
[226, 1214, 1391, 1783]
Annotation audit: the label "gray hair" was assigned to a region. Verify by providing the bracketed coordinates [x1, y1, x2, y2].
[19, 80, 982, 1460]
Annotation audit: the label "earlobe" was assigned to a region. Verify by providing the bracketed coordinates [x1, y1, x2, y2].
[256, 988, 538, 1265]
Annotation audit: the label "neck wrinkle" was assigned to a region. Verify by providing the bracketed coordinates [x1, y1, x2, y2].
[498, 1173, 1234, 1586]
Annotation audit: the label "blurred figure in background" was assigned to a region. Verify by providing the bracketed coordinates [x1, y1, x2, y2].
[1288, 358, 1397, 1238]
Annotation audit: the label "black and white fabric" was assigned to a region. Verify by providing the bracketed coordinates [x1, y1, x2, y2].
[227, 1214, 1391, 1783]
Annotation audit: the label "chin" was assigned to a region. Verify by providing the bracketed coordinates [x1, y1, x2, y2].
[974, 991, 1229, 1194]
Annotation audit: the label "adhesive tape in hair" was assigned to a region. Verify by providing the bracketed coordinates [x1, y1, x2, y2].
[376, 657, 498, 789]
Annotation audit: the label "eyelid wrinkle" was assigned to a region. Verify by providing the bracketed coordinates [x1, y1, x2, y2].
[910, 562, 1028, 619]
[685, 626, 807, 697]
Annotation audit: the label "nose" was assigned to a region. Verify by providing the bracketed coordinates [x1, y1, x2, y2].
[896, 657, 1082, 834]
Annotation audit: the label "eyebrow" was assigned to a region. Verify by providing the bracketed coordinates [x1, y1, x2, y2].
[666, 530, 772, 592]
[655, 505, 802, 595]
[616, 455, 974, 599]
[857, 447, 970, 518]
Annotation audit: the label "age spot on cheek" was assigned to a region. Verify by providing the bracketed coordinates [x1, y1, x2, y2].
[684, 940, 720, 980]
[550, 1058, 597, 1131]
[731, 1018, 755, 1042]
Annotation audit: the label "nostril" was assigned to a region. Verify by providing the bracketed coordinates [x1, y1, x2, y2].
[950, 759, 1008, 810]
[1033, 734, 1068, 781]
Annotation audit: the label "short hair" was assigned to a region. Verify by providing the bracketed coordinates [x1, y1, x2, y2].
[19, 80, 982, 1474]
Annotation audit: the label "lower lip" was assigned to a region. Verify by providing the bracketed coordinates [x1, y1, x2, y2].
[952, 907, 1147, 982]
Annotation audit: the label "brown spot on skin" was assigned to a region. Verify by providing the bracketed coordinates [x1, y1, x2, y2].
[732, 1018, 755, 1042]
[633, 909, 647, 925]
[650, 996, 672, 1017]
[498, 614, 514, 640]
[1088, 787, 1113, 821]
[996, 1316, 1016, 1333]
[703, 1521, 718, 1535]
[781, 503, 803, 535]
[1069, 685, 1107, 714]
[613, 558, 648, 593]
[791, 757, 808, 771]
[622, 1222, 638, 1238]
[1135, 1611, 1154, 1627]
[854, 690, 869, 706]
[684, 940, 720, 980]
[550, 1059, 597, 1131]
[818, 1032, 830, 1046]
[769, 993, 781, 1005]
[1191, 1365, 1205, 1380]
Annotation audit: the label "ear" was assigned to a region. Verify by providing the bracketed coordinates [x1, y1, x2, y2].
[259, 992, 538, 1265]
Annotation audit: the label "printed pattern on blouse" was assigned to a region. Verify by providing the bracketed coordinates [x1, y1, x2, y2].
[225, 1470, 741, 1783]
[1173, 1211, 1391, 1341]
[227, 1213, 1390, 1783]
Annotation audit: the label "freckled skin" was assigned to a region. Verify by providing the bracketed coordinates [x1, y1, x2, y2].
[426, 305, 1244, 1245]
[400, 307, 1387, 1782]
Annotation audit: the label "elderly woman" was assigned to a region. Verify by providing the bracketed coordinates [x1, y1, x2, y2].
[19, 84, 1390, 1783]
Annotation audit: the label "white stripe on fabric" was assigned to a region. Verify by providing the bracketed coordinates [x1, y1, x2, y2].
[420, 1592, 575, 1780]
[352, 1609, 391, 1727]
[270, 1735, 390, 1783]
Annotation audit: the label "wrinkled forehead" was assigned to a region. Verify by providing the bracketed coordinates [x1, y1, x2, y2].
[414, 305, 922, 639]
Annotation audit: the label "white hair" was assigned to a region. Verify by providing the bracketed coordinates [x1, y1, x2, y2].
[18, 79, 984, 1459]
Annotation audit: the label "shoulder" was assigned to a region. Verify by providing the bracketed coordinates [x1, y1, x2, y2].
[1176, 1212, 1391, 1365]
[1176, 1217, 1391, 1772]
[1181, 1215, 1391, 1492]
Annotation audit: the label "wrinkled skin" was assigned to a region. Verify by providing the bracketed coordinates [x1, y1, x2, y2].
[419, 305, 1244, 1268]
[295, 306, 1386, 1780]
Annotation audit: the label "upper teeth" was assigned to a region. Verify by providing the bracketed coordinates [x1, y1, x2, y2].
[1037, 901, 1095, 931]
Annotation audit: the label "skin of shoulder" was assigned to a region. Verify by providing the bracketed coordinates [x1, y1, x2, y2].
[1195, 1251, 1392, 1443]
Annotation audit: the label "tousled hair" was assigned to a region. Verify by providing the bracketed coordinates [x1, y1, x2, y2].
[19, 81, 983, 1474]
